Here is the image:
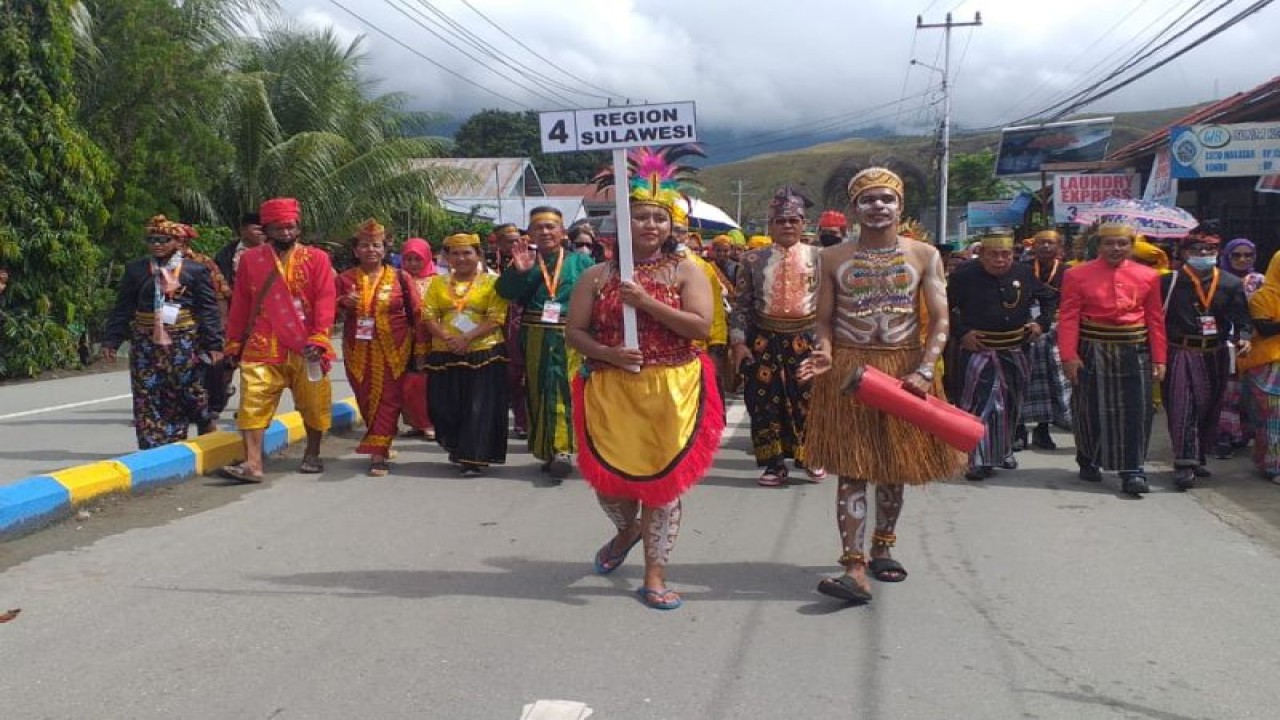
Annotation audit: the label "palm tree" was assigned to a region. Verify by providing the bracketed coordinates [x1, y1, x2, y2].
[210, 25, 460, 241]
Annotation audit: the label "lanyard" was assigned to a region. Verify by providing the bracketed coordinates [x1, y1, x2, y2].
[357, 266, 386, 316]
[1033, 258, 1060, 284]
[448, 273, 477, 313]
[156, 259, 184, 298]
[538, 247, 565, 299]
[1182, 265, 1220, 312]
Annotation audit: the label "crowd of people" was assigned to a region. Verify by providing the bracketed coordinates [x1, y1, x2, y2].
[96, 155, 1279, 610]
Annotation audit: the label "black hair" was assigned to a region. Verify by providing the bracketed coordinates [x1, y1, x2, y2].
[240, 212, 260, 226]
[494, 222, 518, 234]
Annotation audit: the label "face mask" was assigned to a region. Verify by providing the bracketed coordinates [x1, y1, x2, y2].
[819, 232, 842, 247]
[575, 246, 592, 256]
[1185, 256, 1216, 271]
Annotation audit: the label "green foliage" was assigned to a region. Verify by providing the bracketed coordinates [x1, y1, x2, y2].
[455, 109, 609, 183]
[948, 150, 1010, 204]
[0, 1, 112, 379]
[73, 0, 262, 267]
[212, 25, 454, 242]
[191, 224, 234, 257]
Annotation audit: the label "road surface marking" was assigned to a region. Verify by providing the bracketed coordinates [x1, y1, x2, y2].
[0, 394, 131, 421]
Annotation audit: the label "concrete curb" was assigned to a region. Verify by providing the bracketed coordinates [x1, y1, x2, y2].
[0, 397, 362, 539]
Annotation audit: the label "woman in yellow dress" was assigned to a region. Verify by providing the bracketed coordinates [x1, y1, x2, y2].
[422, 233, 510, 477]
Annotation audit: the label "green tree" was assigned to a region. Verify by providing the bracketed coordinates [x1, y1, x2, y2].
[73, 0, 262, 265]
[455, 109, 608, 183]
[0, 0, 113, 378]
[213, 25, 455, 245]
[948, 150, 1010, 204]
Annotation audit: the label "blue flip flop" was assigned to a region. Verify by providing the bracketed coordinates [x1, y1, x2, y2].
[593, 534, 641, 575]
[636, 586, 683, 610]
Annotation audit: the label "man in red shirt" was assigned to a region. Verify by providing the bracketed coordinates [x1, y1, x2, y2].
[1058, 223, 1167, 495]
[219, 197, 337, 483]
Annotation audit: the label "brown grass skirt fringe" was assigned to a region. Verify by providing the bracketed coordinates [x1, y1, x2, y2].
[806, 345, 967, 484]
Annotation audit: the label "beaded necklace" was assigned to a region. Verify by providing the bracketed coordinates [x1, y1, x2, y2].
[839, 242, 914, 317]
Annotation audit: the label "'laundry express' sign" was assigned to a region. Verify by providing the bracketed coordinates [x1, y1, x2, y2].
[539, 102, 697, 153]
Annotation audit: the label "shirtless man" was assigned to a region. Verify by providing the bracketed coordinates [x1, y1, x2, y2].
[803, 167, 966, 604]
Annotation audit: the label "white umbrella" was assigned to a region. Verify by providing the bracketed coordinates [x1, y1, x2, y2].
[686, 198, 740, 230]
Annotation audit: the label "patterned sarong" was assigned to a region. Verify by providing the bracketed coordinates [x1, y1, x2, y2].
[1022, 329, 1072, 426]
[1072, 339, 1154, 471]
[742, 326, 813, 466]
[521, 322, 580, 461]
[1163, 345, 1229, 466]
[959, 347, 1031, 468]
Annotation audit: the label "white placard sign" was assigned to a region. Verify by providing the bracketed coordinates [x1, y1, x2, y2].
[537, 102, 697, 365]
[539, 102, 697, 154]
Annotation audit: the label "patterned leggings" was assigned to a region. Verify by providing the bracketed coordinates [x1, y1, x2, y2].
[835, 478, 904, 566]
[597, 494, 683, 566]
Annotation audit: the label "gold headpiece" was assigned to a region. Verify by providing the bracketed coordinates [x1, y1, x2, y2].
[356, 218, 386, 243]
[443, 233, 481, 248]
[747, 235, 773, 249]
[1097, 222, 1136, 240]
[980, 231, 1016, 250]
[1033, 229, 1062, 242]
[847, 167, 905, 202]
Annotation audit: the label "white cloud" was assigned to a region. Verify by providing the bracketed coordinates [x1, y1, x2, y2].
[279, 0, 1280, 136]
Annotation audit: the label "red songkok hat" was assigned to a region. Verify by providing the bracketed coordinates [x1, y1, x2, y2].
[259, 197, 301, 226]
[818, 211, 847, 230]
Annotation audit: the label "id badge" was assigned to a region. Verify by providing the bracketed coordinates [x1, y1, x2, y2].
[1199, 315, 1219, 336]
[355, 316, 375, 341]
[452, 313, 478, 333]
[159, 303, 181, 325]
[540, 301, 562, 324]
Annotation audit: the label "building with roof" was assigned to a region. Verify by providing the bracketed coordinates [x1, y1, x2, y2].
[411, 157, 585, 226]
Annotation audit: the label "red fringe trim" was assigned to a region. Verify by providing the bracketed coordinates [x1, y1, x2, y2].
[573, 352, 725, 506]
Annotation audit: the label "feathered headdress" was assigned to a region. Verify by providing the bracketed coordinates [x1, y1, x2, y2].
[593, 144, 706, 226]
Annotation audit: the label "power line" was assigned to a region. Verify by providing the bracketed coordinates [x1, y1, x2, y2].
[1011, 0, 1238, 124]
[1041, 0, 1275, 121]
[458, 0, 627, 102]
[381, 0, 576, 107]
[411, 0, 610, 103]
[326, 0, 530, 109]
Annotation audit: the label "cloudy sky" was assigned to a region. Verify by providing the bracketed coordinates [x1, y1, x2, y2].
[277, 0, 1280, 138]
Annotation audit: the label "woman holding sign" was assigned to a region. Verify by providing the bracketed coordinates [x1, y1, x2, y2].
[423, 233, 510, 477]
[566, 146, 724, 610]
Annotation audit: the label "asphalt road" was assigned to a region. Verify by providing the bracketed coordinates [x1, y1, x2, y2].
[3, 371, 1280, 719]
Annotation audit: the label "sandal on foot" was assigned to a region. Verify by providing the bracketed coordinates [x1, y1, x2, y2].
[593, 534, 641, 575]
[817, 575, 872, 603]
[757, 466, 788, 487]
[803, 465, 827, 482]
[217, 463, 264, 484]
[868, 557, 908, 582]
[367, 460, 390, 477]
[298, 456, 324, 474]
[636, 586, 682, 610]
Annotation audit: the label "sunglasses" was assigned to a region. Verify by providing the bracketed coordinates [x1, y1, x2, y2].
[771, 217, 804, 225]
[145, 235, 174, 245]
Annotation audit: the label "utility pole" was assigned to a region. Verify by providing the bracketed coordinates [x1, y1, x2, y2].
[916, 11, 982, 246]
[730, 179, 753, 226]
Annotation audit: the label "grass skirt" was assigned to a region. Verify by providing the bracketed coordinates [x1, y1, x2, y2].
[806, 345, 966, 484]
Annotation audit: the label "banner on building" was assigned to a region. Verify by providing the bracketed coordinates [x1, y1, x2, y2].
[967, 199, 1023, 229]
[1052, 173, 1140, 223]
[1170, 122, 1280, 179]
[994, 117, 1114, 177]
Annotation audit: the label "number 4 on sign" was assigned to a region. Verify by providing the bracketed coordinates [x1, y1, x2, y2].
[548, 120, 568, 144]
[539, 112, 578, 152]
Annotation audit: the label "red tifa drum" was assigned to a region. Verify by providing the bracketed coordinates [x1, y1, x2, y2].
[840, 365, 985, 453]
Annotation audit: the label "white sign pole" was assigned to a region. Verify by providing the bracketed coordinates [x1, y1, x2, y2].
[611, 147, 640, 351]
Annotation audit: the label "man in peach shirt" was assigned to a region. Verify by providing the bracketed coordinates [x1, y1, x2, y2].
[1058, 223, 1167, 495]
[729, 185, 824, 486]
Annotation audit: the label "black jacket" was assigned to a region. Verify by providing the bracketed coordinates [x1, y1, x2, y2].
[103, 255, 223, 352]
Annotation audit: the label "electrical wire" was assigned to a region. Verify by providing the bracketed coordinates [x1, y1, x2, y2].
[458, 0, 627, 102]
[326, 0, 530, 109]
[381, 0, 577, 107]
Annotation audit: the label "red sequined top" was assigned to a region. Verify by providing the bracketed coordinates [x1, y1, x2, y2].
[590, 254, 697, 368]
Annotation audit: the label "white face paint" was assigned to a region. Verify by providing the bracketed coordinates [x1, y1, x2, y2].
[854, 190, 901, 229]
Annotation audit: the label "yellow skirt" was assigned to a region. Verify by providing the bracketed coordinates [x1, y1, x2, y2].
[806, 346, 965, 484]
[574, 354, 724, 505]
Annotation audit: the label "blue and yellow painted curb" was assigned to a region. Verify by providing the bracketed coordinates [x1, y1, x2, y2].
[0, 397, 362, 539]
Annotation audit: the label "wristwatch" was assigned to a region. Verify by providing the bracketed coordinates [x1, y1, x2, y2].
[914, 364, 935, 381]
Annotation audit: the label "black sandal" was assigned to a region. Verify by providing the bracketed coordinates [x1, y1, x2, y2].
[817, 575, 872, 603]
[868, 557, 908, 582]
[298, 455, 324, 474]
